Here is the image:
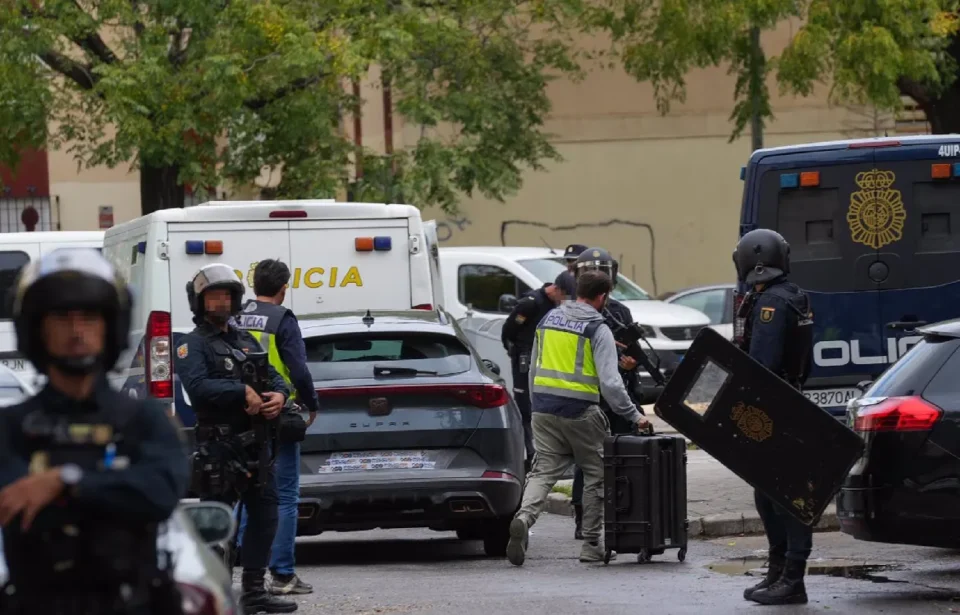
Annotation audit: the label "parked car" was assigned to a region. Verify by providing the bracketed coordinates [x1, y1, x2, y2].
[295, 309, 525, 556]
[0, 365, 36, 407]
[660, 284, 735, 340]
[1, 501, 239, 615]
[837, 319, 960, 549]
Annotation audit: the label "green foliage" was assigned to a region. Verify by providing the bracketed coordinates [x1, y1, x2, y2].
[0, 0, 591, 212]
[596, 0, 960, 140]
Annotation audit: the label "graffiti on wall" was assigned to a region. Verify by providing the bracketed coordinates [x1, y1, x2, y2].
[500, 219, 659, 296]
[435, 215, 472, 242]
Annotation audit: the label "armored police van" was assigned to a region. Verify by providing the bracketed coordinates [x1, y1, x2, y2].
[102, 200, 444, 423]
[739, 135, 960, 416]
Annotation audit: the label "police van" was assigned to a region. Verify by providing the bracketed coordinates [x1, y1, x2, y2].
[101, 200, 444, 422]
[738, 134, 960, 416]
[0, 231, 105, 383]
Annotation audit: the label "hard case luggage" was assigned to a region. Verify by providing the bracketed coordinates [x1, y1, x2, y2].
[603, 431, 688, 564]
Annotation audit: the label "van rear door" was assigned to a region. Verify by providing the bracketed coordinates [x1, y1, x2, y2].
[167, 221, 293, 330]
[752, 149, 882, 412]
[288, 219, 412, 314]
[0, 245, 38, 372]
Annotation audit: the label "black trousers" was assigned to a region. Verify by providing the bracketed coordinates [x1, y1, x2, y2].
[202, 463, 279, 573]
[754, 489, 813, 562]
[510, 360, 535, 460]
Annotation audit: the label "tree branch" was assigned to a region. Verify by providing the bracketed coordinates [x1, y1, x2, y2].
[37, 50, 98, 90]
[70, 1, 118, 64]
[897, 76, 931, 107]
[243, 74, 328, 111]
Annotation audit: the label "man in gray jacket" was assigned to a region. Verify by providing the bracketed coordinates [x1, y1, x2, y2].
[506, 270, 649, 566]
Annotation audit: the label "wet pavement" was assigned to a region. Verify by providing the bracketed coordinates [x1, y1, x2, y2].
[272, 513, 960, 614]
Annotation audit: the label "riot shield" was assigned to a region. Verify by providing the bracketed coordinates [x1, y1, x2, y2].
[654, 327, 865, 526]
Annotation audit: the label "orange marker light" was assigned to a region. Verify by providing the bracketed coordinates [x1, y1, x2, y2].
[800, 171, 820, 187]
[932, 163, 952, 179]
[355, 237, 374, 251]
[204, 240, 224, 255]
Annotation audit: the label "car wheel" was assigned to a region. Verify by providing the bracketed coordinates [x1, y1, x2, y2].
[482, 518, 511, 557]
[457, 528, 484, 541]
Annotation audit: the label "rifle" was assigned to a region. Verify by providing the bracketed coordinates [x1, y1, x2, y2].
[238, 349, 280, 494]
[602, 308, 667, 388]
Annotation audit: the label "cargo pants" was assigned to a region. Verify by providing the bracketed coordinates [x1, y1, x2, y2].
[515, 405, 610, 542]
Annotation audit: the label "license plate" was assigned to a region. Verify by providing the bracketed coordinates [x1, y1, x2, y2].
[803, 388, 860, 408]
[317, 450, 436, 474]
[0, 358, 27, 372]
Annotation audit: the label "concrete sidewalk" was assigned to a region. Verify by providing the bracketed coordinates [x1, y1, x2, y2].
[543, 408, 839, 538]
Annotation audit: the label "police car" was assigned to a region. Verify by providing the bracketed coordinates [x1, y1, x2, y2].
[738, 135, 960, 416]
[0, 231, 105, 385]
[101, 200, 444, 425]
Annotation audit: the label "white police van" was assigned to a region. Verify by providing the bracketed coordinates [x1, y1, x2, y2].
[101, 200, 444, 421]
[0, 231, 105, 384]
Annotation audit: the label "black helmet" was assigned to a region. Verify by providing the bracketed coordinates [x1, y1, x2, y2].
[563, 244, 588, 262]
[553, 271, 576, 297]
[12, 248, 131, 375]
[188, 264, 245, 323]
[733, 229, 791, 285]
[574, 247, 619, 281]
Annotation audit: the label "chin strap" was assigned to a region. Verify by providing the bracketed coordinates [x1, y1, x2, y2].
[48, 354, 102, 376]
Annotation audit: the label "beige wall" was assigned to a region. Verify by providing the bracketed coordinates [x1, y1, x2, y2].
[47, 143, 141, 231]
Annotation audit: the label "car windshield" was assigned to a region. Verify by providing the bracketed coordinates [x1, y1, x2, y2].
[517, 258, 651, 301]
[303, 332, 472, 381]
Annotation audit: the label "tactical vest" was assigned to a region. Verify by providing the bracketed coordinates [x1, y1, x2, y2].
[3, 391, 165, 600]
[531, 308, 604, 402]
[740, 283, 814, 388]
[235, 300, 296, 399]
[189, 327, 265, 429]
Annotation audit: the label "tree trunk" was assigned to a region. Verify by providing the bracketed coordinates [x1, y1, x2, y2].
[139, 163, 184, 215]
[926, 81, 960, 134]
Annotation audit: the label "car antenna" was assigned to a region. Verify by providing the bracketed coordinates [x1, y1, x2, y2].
[539, 236, 557, 255]
[362, 309, 374, 326]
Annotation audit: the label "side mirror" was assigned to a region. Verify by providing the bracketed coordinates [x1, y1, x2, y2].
[181, 502, 236, 546]
[482, 358, 501, 376]
[498, 294, 518, 313]
[855, 380, 872, 394]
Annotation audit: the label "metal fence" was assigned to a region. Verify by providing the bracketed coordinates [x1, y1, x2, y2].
[0, 196, 56, 232]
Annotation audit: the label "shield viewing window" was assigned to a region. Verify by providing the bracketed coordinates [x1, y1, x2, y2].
[682, 359, 730, 419]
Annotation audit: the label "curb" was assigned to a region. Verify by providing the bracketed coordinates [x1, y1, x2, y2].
[544, 492, 839, 538]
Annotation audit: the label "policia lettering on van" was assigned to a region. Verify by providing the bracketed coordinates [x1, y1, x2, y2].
[234, 264, 364, 290]
[738, 136, 960, 416]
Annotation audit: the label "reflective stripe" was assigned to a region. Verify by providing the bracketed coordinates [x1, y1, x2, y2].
[531, 383, 598, 401]
[534, 368, 597, 385]
[248, 330, 296, 400]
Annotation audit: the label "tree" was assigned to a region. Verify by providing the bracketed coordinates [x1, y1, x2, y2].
[595, 0, 960, 140]
[0, 0, 589, 214]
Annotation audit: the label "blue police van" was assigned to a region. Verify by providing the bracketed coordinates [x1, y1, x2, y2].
[739, 134, 960, 417]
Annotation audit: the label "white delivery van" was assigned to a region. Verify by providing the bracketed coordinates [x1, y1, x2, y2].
[102, 200, 444, 421]
[439, 246, 710, 401]
[0, 231, 105, 383]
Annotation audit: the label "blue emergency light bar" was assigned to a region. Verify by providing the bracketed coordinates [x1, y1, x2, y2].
[374, 236, 392, 251]
[137, 241, 146, 254]
[780, 173, 799, 189]
[185, 240, 204, 255]
[953, 163, 960, 177]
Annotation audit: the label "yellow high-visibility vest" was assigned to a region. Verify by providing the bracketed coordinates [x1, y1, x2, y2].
[235, 300, 296, 400]
[531, 309, 602, 402]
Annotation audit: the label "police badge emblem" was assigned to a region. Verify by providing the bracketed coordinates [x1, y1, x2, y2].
[177, 344, 188, 359]
[224, 357, 234, 370]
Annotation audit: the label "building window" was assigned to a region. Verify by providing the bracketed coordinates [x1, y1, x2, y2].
[0, 198, 54, 232]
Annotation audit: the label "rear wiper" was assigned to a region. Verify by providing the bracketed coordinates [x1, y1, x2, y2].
[373, 365, 439, 377]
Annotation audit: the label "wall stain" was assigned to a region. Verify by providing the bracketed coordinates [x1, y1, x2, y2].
[500, 219, 659, 296]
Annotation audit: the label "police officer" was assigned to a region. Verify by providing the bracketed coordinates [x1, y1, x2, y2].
[0, 249, 188, 614]
[501, 271, 576, 465]
[563, 244, 588, 273]
[569, 249, 645, 539]
[505, 270, 649, 567]
[175, 264, 296, 614]
[235, 259, 319, 596]
[733, 229, 814, 606]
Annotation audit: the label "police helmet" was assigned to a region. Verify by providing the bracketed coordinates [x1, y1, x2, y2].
[563, 244, 588, 262]
[733, 229, 791, 285]
[574, 247, 619, 282]
[187, 264, 245, 319]
[12, 248, 131, 374]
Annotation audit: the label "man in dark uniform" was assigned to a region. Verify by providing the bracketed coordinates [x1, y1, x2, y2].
[563, 244, 588, 273]
[569, 249, 644, 538]
[176, 263, 296, 614]
[0, 249, 188, 615]
[501, 272, 576, 466]
[733, 229, 814, 606]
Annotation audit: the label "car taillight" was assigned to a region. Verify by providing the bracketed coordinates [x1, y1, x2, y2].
[146, 311, 173, 399]
[178, 582, 220, 615]
[316, 383, 510, 409]
[482, 470, 519, 482]
[412, 304, 433, 310]
[853, 396, 943, 432]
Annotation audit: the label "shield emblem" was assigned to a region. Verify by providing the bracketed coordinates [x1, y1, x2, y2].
[654, 328, 864, 525]
[224, 357, 234, 370]
[368, 397, 391, 416]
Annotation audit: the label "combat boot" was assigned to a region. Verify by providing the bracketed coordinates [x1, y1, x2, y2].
[573, 505, 584, 540]
[749, 559, 808, 605]
[743, 554, 785, 600]
[240, 570, 298, 614]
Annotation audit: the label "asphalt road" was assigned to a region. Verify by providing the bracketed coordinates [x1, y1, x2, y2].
[270, 514, 960, 615]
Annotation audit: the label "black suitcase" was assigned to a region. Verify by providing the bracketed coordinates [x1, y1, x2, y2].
[603, 432, 688, 564]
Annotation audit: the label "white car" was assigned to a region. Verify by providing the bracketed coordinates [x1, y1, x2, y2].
[0, 365, 36, 407]
[0, 499, 239, 615]
[660, 284, 735, 340]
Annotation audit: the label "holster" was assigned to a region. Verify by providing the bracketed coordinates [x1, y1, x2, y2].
[191, 425, 254, 498]
[278, 408, 307, 443]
